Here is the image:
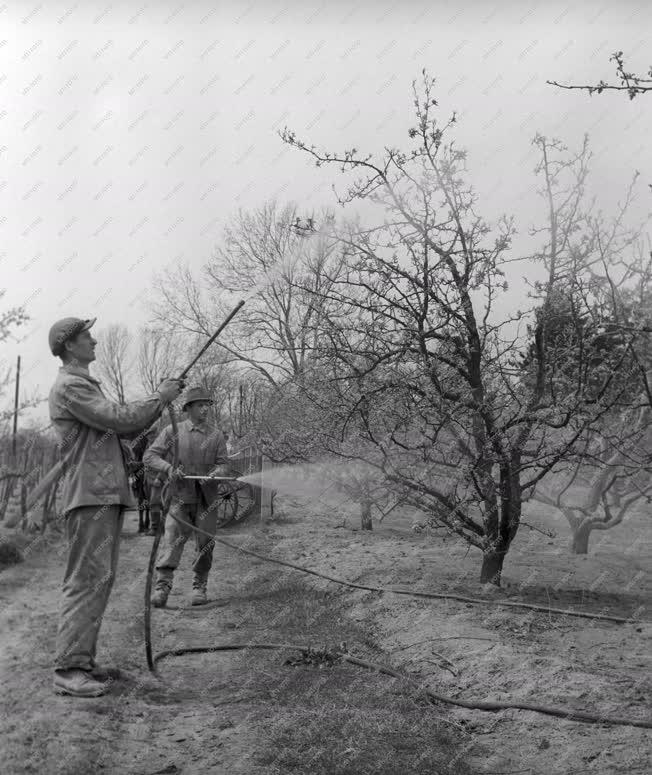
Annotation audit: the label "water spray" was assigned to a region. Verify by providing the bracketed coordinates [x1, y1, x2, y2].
[35, 296, 636, 731]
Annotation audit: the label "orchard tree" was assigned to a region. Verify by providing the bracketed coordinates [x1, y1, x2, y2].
[277, 72, 647, 585]
[527, 237, 652, 552]
[533, 406, 652, 553]
[257, 364, 402, 531]
[151, 200, 347, 386]
[0, 292, 28, 425]
[223, 376, 268, 440]
[137, 326, 182, 393]
[94, 324, 134, 404]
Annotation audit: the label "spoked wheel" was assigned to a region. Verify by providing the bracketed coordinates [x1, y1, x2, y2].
[221, 463, 257, 523]
[212, 483, 239, 528]
[230, 479, 257, 522]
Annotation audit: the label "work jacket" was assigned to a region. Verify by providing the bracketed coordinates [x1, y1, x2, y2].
[143, 419, 228, 506]
[127, 418, 165, 489]
[49, 365, 165, 513]
[144, 418, 166, 488]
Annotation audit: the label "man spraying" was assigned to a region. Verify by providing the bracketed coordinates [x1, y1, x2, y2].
[47, 317, 183, 697]
[145, 386, 230, 608]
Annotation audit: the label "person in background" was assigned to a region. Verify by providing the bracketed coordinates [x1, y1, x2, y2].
[47, 316, 183, 698]
[145, 386, 229, 608]
[144, 417, 165, 536]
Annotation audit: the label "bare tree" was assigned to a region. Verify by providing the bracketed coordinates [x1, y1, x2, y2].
[220, 374, 267, 440]
[528, 229, 652, 551]
[94, 324, 134, 405]
[0, 293, 27, 345]
[548, 51, 652, 99]
[151, 200, 347, 386]
[533, 406, 651, 553]
[137, 326, 181, 393]
[275, 72, 648, 585]
[0, 292, 28, 426]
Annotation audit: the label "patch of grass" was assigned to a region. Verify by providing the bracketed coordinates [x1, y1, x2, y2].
[0, 539, 24, 569]
[233, 574, 474, 775]
[254, 667, 473, 775]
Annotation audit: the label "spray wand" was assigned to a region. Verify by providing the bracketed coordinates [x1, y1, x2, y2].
[145, 299, 246, 669]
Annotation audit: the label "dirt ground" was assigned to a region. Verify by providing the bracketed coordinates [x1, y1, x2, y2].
[0, 493, 650, 775]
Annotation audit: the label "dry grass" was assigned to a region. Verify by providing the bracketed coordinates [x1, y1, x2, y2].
[232, 576, 474, 775]
[0, 538, 24, 569]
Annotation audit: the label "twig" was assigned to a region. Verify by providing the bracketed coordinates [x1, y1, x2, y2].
[519, 520, 555, 538]
[391, 636, 495, 653]
[546, 79, 652, 94]
[422, 658, 458, 677]
[428, 650, 459, 676]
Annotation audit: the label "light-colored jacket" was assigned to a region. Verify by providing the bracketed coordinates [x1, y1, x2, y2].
[144, 419, 228, 505]
[49, 365, 164, 513]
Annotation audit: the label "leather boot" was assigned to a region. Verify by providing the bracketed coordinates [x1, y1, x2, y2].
[191, 578, 208, 606]
[54, 668, 110, 698]
[151, 576, 172, 608]
[146, 510, 161, 536]
[151, 588, 169, 608]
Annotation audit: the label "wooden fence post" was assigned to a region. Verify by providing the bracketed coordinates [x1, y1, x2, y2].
[257, 453, 274, 524]
[12, 355, 20, 457]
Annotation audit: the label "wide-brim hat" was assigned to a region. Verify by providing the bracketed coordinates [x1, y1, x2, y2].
[182, 386, 214, 410]
[48, 317, 96, 356]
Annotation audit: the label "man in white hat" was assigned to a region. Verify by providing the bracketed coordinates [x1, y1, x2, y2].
[47, 317, 184, 697]
[145, 386, 229, 608]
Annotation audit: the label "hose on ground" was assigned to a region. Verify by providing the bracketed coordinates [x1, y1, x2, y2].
[144, 405, 650, 730]
[150, 641, 652, 730]
[148, 510, 646, 626]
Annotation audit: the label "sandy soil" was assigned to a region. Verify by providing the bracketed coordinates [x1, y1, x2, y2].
[0, 493, 650, 775]
[268, 496, 652, 775]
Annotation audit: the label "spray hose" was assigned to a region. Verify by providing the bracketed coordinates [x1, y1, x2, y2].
[143, 411, 652, 730]
[140, 301, 650, 729]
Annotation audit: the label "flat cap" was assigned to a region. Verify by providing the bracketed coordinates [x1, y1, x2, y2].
[182, 386, 214, 410]
[48, 317, 96, 356]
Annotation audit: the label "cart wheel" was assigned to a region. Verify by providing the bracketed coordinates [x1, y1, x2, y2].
[213, 483, 239, 528]
[231, 481, 256, 522]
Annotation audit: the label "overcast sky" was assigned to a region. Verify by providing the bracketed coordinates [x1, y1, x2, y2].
[3, 0, 651, 426]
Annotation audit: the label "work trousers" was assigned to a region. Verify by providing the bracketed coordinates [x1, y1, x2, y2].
[149, 482, 163, 529]
[54, 505, 124, 672]
[155, 501, 218, 589]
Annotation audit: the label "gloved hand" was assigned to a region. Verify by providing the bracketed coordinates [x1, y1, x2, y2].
[167, 464, 185, 482]
[157, 378, 185, 404]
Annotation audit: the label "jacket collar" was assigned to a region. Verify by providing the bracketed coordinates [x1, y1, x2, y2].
[61, 364, 102, 386]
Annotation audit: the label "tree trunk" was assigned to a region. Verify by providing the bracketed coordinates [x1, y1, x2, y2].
[0, 477, 17, 522]
[571, 522, 592, 554]
[480, 549, 506, 586]
[360, 499, 372, 531]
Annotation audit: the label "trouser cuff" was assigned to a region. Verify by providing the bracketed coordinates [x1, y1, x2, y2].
[54, 660, 93, 673]
[155, 567, 174, 589]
